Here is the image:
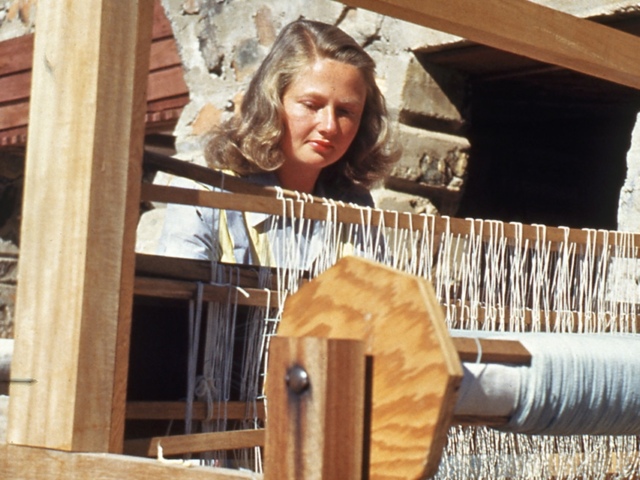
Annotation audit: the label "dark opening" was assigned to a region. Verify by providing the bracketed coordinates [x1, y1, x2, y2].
[457, 73, 640, 230]
[417, 14, 640, 229]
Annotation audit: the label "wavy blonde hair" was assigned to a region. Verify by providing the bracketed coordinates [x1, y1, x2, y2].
[205, 18, 398, 188]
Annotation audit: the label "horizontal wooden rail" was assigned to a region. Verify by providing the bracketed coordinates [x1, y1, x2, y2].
[0, 444, 254, 479]
[134, 276, 280, 308]
[343, 0, 640, 90]
[125, 430, 266, 457]
[142, 182, 640, 251]
[136, 253, 284, 288]
[126, 401, 266, 421]
[452, 337, 531, 365]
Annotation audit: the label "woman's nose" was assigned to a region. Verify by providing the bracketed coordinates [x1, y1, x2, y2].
[318, 108, 338, 136]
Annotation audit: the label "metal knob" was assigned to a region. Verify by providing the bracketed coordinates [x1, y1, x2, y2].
[286, 365, 310, 394]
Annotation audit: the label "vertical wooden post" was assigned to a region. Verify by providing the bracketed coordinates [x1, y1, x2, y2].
[265, 336, 366, 480]
[7, 0, 154, 453]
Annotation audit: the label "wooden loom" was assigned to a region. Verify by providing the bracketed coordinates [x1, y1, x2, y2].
[3, 0, 640, 479]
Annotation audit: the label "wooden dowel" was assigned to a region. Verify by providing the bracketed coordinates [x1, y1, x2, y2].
[134, 276, 279, 308]
[141, 182, 640, 251]
[136, 252, 284, 288]
[452, 337, 531, 365]
[452, 414, 510, 427]
[125, 401, 265, 421]
[124, 429, 265, 458]
[144, 150, 310, 201]
[0, 443, 258, 480]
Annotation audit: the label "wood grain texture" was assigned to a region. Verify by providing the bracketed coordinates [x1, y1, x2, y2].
[0, 1, 186, 143]
[135, 252, 284, 288]
[277, 256, 463, 479]
[346, 0, 640, 89]
[0, 444, 259, 480]
[126, 401, 266, 421]
[125, 429, 266, 457]
[142, 182, 640, 250]
[134, 276, 279, 308]
[265, 336, 366, 480]
[452, 337, 531, 365]
[7, 0, 154, 453]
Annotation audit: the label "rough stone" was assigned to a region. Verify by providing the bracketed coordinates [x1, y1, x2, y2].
[529, 0, 640, 16]
[0, 0, 35, 41]
[391, 124, 470, 188]
[399, 56, 467, 132]
[0, 284, 14, 338]
[371, 187, 438, 216]
[0, 256, 17, 284]
[618, 112, 640, 232]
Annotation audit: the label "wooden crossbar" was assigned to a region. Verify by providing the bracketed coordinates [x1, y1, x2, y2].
[142, 180, 640, 250]
[134, 277, 280, 308]
[344, 0, 640, 90]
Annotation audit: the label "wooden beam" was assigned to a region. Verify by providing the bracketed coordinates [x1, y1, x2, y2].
[125, 430, 266, 458]
[126, 401, 266, 421]
[0, 444, 257, 480]
[142, 182, 640, 250]
[135, 253, 283, 288]
[7, 0, 154, 453]
[345, 0, 640, 90]
[452, 337, 531, 365]
[265, 336, 366, 480]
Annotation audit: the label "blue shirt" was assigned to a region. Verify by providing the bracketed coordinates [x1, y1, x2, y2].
[157, 171, 375, 268]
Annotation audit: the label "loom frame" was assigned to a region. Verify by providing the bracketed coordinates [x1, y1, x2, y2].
[3, 0, 640, 478]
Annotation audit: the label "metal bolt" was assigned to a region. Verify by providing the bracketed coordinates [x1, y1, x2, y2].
[286, 365, 310, 394]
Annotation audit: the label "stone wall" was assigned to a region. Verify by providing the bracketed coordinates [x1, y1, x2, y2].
[158, 0, 469, 218]
[0, 0, 35, 41]
[0, 153, 22, 338]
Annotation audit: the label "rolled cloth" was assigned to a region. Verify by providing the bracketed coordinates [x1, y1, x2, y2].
[453, 331, 640, 435]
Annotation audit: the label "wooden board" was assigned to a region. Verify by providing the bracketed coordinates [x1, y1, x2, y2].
[7, 0, 154, 453]
[346, 0, 640, 90]
[0, 444, 258, 480]
[265, 336, 366, 480]
[0, 0, 187, 146]
[126, 401, 266, 421]
[277, 256, 464, 479]
[142, 182, 640, 249]
[126, 430, 266, 457]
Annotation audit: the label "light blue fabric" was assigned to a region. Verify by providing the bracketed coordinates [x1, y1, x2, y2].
[452, 330, 640, 436]
[506, 333, 640, 435]
[156, 171, 375, 268]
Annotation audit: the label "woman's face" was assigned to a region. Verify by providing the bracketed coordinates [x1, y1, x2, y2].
[278, 58, 366, 190]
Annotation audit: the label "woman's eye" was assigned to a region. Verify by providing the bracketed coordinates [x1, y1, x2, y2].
[301, 101, 319, 110]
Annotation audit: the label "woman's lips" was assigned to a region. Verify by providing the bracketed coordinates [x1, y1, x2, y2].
[308, 139, 333, 154]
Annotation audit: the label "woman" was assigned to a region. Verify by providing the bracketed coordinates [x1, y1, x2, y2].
[158, 18, 398, 265]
